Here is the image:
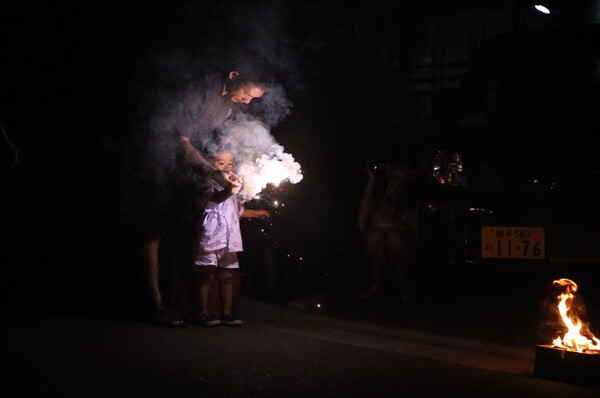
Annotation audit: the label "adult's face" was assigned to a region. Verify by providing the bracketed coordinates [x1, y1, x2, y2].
[230, 84, 265, 104]
[386, 162, 414, 185]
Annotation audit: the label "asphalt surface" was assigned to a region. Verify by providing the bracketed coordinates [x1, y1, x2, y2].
[3, 206, 600, 396]
[282, 270, 559, 350]
[240, 295, 536, 375]
[3, 293, 600, 397]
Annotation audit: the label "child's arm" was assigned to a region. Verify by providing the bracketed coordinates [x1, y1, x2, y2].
[241, 208, 270, 219]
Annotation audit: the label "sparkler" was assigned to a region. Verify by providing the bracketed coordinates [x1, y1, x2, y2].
[236, 144, 303, 202]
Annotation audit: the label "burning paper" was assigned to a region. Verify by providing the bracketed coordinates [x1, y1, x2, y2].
[551, 278, 600, 352]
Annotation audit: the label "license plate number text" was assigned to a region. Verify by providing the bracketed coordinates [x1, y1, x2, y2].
[481, 226, 545, 259]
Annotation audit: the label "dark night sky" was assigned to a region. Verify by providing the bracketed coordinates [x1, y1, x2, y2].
[0, 0, 431, 224]
[2, 1, 415, 306]
[5, 0, 587, 307]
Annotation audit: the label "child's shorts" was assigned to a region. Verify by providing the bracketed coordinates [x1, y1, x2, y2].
[193, 247, 239, 269]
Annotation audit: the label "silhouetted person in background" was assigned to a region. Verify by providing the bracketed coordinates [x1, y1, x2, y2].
[357, 155, 418, 303]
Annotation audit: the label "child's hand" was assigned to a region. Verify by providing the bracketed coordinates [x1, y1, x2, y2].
[255, 209, 270, 218]
[227, 172, 243, 194]
[229, 178, 242, 195]
[227, 172, 243, 184]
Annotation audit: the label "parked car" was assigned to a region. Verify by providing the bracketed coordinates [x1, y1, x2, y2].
[238, 23, 600, 303]
[414, 23, 600, 287]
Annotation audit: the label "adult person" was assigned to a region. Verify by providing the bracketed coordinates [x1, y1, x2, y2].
[357, 154, 419, 303]
[132, 70, 267, 328]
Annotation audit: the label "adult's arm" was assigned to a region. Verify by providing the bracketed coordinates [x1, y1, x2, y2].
[357, 167, 377, 233]
[180, 136, 233, 192]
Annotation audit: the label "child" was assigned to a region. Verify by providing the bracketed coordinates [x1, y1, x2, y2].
[186, 149, 269, 326]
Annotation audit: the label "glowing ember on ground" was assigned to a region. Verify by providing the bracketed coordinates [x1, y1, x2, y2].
[551, 278, 600, 353]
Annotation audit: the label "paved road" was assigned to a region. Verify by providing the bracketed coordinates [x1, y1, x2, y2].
[2, 295, 600, 397]
[3, 181, 600, 396]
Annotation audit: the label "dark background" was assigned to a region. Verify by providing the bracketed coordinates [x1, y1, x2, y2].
[1, 1, 598, 313]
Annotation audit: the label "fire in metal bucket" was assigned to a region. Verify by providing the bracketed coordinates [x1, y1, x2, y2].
[551, 278, 600, 353]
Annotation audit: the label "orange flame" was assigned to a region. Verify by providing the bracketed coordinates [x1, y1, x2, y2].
[551, 278, 600, 352]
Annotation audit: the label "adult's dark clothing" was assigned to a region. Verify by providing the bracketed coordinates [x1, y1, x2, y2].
[122, 71, 235, 312]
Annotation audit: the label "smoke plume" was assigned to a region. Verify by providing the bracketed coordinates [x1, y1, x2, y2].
[127, 1, 302, 205]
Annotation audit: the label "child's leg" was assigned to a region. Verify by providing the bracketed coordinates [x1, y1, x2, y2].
[195, 266, 216, 314]
[214, 251, 243, 326]
[217, 268, 234, 315]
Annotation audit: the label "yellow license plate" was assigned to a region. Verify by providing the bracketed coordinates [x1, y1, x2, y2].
[481, 226, 545, 259]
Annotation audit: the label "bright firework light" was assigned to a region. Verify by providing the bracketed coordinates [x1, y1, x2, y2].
[534, 4, 551, 14]
[236, 144, 303, 202]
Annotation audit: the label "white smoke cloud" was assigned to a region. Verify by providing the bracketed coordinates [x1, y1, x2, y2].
[219, 113, 303, 202]
[237, 144, 303, 202]
[128, 1, 302, 203]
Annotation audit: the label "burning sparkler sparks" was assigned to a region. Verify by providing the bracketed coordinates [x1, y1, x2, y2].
[217, 112, 303, 202]
[236, 144, 303, 202]
[551, 278, 600, 353]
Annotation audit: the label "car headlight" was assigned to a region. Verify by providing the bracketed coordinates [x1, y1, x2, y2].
[432, 150, 467, 186]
